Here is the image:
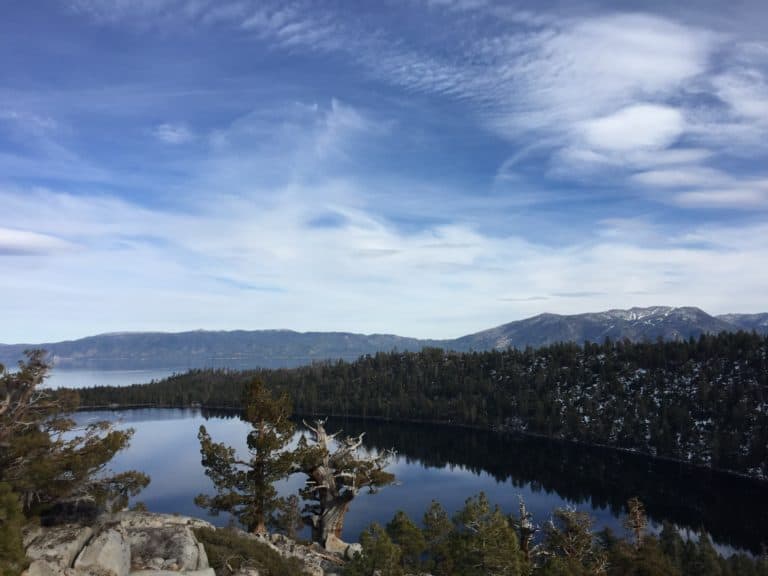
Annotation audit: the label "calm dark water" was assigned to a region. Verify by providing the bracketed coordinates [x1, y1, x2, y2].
[76, 408, 768, 554]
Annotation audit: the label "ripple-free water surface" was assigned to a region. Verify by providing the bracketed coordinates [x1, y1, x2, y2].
[77, 408, 768, 554]
[45, 368, 180, 389]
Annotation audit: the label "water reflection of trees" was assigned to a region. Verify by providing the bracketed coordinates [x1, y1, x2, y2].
[201, 409, 767, 553]
[337, 417, 767, 554]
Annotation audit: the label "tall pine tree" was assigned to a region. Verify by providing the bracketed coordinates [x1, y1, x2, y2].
[196, 379, 295, 534]
[0, 351, 148, 516]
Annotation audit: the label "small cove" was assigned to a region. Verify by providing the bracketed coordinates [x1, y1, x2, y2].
[75, 408, 768, 555]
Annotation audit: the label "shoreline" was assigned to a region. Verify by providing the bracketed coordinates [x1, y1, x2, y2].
[75, 402, 768, 484]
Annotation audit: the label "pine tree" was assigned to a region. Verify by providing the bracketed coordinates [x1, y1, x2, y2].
[0, 351, 148, 516]
[542, 508, 607, 575]
[600, 532, 681, 576]
[0, 483, 26, 576]
[422, 500, 454, 576]
[344, 523, 403, 576]
[386, 510, 426, 571]
[453, 492, 524, 576]
[274, 495, 303, 540]
[689, 533, 724, 576]
[196, 379, 295, 534]
[658, 521, 685, 567]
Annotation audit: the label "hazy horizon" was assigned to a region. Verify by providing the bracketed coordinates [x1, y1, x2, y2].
[1, 304, 764, 345]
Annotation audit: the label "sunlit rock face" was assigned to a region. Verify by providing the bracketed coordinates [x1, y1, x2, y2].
[21, 511, 341, 576]
[23, 512, 214, 576]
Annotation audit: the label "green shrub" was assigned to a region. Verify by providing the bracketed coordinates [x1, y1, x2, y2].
[194, 527, 307, 576]
[344, 523, 403, 576]
[0, 483, 27, 576]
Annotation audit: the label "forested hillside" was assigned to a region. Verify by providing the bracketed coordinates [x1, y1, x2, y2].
[74, 331, 768, 479]
[0, 330, 440, 370]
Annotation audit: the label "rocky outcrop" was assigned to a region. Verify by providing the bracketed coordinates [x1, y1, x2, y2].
[25, 525, 94, 572]
[323, 534, 361, 560]
[23, 512, 215, 576]
[74, 528, 131, 576]
[21, 511, 345, 576]
[261, 533, 345, 576]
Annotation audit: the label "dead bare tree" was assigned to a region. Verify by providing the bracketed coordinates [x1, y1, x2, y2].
[623, 497, 647, 550]
[517, 496, 539, 562]
[295, 418, 395, 549]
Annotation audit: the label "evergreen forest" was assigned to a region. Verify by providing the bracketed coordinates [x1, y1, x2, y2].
[75, 331, 768, 479]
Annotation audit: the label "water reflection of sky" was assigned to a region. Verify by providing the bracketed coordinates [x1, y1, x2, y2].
[74, 409, 620, 541]
[74, 409, 757, 556]
[45, 369, 178, 389]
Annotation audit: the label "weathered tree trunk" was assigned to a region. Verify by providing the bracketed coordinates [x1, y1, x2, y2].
[309, 493, 354, 545]
[253, 520, 267, 535]
[518, 497, 536, 562]
[302, 420, 359, 547]
[299, 419, 394, 549]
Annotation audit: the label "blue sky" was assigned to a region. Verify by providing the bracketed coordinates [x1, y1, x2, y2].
[2, 0, 768, 342]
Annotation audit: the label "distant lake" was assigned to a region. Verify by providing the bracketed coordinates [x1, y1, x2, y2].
[45, 368, 179, 389]
[76, 408, 768, 555]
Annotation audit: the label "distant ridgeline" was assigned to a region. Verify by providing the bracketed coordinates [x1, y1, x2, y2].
[4, 306, 768, 370]
[74, 331, 768, 480]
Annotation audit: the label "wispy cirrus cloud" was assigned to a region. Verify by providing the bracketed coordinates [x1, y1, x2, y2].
[68, 0, 344, 50]
[4, 97, 768, 340]
[0, 110, 59, 137]
[0, 226, 74, 256]
[44, 3, 768, 215]
[5, 178, 768, 340]
[3, 1, 767, 342]
[153, 123, 195, 144]
[68, 0, 203, 26]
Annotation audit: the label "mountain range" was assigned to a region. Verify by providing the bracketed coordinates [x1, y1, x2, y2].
[1, 306, 766, 370]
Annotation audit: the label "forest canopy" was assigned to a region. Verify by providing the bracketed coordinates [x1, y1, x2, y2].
[74, 331, 768, 479]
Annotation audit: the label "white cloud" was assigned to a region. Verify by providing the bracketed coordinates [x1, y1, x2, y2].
[153, 123, 195, 144]
[714, 69, 768, 123]
[0, 227, 74, 255]
[6, 2, 766, 342]
[68, 0, 195, 25]
[424, 0, 487, 8]
[0, 110, 58, 135]
[481, 14, 715, 136]
[630, 167, 768, 209]
[710, 41, 768, 128]
[0, 107, 110, 183]
[631, 167, 729, 188]
[4, 173, 768, 341]
[580, 105, 684, 153]
[338, 10, 733, 199]
[675, 188, 768, 208]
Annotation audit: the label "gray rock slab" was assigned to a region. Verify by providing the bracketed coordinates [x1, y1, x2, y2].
[128, 571, 214, 576]
[127, 526, 199, 571]
[26, 525, 94, 569]
[184, 570, 216, 576]
[74, 528, 130, 576]
[195, 542, 208, 570]
[128, 572, 180, 576]
[24, 559, 70, 576]
[113, 512, 213, 531]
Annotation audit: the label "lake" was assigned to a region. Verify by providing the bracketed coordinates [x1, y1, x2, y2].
[76, 408, 768, 555]
[44, 368, 180, 389]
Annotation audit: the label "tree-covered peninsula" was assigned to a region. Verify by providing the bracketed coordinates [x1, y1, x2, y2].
[75, 331, 768, 480]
